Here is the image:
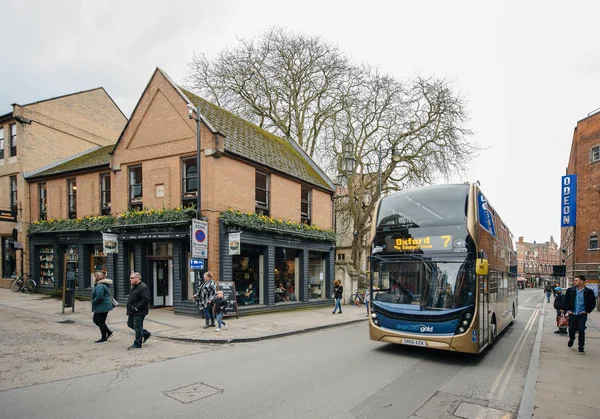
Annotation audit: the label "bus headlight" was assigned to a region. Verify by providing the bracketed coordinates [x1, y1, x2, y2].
[462, 320, 469, 326]
[465, 312, 472, 319]
[459, 327, 465, 333]
[371, 313, 377, 319]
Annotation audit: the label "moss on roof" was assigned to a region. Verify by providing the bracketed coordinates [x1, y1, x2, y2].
[29, 145, 112, 178]
[181, 89, 332, 190]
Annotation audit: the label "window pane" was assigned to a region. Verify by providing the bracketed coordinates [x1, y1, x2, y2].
[301, 187, 309, 201]
[256, 172, 267, 189]
[301, 201, 309, 215]
[256, 189, 267, 205]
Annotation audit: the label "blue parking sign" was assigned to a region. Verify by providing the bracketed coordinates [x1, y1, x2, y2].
[189, 258, 204, 270]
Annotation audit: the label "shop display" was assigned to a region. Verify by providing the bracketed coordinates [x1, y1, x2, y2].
[39, 246, 55, 285]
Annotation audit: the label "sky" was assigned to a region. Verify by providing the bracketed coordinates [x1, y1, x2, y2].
[2, 0, 599, 246]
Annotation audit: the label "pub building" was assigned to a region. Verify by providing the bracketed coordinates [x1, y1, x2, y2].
[25, 67, 336, 316]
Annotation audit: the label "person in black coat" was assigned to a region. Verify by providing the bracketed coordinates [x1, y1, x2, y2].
[565, 275, 596, 354]
[553, 287, 567, 334]
[126, 272, 151, 350]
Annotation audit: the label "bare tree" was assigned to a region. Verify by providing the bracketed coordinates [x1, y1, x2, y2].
[185, 26, 352, 157]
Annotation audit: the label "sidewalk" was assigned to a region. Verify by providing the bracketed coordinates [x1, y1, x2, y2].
[0, 288, 368, 343]
[532, 302, 600, 418]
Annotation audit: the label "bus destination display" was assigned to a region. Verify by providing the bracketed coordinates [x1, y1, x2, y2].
[384, 235, 467, 253]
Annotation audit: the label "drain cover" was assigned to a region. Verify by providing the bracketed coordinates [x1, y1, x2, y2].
[164, 382, 223, 404]
[455, 402, 511, 419]
[57, 319, 75, 324]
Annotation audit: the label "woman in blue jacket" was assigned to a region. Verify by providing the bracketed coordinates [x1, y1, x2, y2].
[91, 272, 114, 344]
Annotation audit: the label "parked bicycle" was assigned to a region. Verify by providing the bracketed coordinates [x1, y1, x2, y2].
[350, 288, 365, 306]
[10, 273, 36, 294]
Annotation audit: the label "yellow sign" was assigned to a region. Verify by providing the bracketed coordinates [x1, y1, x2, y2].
[394, 235, 452, 251]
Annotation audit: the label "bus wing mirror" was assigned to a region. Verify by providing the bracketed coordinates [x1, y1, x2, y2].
[476, 259, 489, 276]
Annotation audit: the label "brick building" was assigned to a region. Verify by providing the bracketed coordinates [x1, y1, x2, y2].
[516, 236, 560, 287]
[26, 68, 336, 316]
[561, 110, 600, 293]
[0, 89, 126, 287]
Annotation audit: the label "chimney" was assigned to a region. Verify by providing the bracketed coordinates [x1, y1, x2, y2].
[518, 236, 524, 243]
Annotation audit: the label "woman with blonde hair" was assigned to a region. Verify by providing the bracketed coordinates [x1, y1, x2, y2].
[332, 279, 343, 314]
[91, 271, 114, 344]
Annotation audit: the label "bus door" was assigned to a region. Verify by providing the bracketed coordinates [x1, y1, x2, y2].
[478, 274, 490, 350]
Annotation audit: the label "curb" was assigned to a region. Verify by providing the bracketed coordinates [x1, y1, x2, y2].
[158, 318, 369, 344]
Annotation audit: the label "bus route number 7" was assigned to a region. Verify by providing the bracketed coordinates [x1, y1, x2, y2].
[441, 235, 451, 248]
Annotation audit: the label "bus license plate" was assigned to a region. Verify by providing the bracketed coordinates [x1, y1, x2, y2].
[402, 338, 426, 347]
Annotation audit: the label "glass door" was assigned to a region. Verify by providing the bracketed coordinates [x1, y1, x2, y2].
[151, 259, 173, 307]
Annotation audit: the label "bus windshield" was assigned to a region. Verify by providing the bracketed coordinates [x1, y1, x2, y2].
[377, 184, 469, 228]
[372, 255, 476, 311]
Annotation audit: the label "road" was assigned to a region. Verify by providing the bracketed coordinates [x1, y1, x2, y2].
[0, 289, 544, 419]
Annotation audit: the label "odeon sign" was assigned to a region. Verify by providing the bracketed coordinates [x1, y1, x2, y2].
[561, 175, 577, 227]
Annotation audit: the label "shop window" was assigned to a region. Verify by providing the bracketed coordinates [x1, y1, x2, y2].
[592, 146, 600, 163]
[255, 171, 270, 216]
[39, 183, 47, 220]
[129, 165, 143, 210]
[100, 173, 111, 215]
[590, 235, 598, 250]
[182, 157, 198, 209]
[39, 245, 55, 285]
[274, 248, 299, 303]
[2, 237, 16, 278]
[301, 187, 311, 225]
[67, 179, 77, 219]
[65, 245, 79, 287]
[308, 251, 326, 299]
[232, 245, 264, 306]
[0, 126, 4, 159]
[90, 244, 107, 288]
[9, 175, 17, 216]
[9, 123, 16, 157]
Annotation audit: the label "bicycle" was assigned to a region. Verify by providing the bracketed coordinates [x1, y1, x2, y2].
[10, 273, 36, 294]
[350, 288, 365, 306]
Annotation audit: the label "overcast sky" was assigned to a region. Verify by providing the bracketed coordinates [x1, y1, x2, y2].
[2, 0, 598, 246]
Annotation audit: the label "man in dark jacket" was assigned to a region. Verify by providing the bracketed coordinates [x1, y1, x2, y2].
[565, 275, 596, 354]
[126, 272, 151, 350]
[553, 287, 567, 334]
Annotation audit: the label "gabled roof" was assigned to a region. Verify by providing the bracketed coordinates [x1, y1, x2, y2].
[25, 145, 112, 180]
[181, 88, 333, 191]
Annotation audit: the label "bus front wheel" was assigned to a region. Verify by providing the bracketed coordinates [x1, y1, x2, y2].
[489, 317, 497, 348]
[509, 304, 515, 326]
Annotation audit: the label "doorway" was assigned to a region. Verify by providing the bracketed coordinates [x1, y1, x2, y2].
[150, 259, 173, 307]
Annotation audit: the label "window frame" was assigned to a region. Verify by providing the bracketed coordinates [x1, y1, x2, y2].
[590, 235, 598, 250]
[128, 165, 143, 210]
[39, 183, 47, 220]
[181, 157, 198, 209]
[0, 126, 4, 159]
[592, 146, 600, 163]
[9, 123, 16, 157]
[255, 171, 270, 216]
[100, 172, 111, 215]
[9, 175, 17, 215]
[301, 186, 312, 225]
[67, 178, 77, 219]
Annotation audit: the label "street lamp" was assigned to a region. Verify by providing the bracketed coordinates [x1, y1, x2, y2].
[378, 147, 402, 196]
[187, 103, 202, 218]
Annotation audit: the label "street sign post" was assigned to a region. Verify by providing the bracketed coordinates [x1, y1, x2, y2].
[189, 258, 204, 270]
[191, 219, 208, 259]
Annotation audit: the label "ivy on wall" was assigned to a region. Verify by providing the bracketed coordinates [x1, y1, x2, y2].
[219, 208, 335, 242]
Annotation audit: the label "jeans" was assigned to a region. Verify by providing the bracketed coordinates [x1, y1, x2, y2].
[333, 297, 342, 313]
[569, 313, 588, 350]
[546, 292, 551, 302]
[93, 312, 112, 340]
[216, 312, 226, 328]
[203, 305, 215, 325]
[127, 315, 150, 347]
[365, 301, 370, 315]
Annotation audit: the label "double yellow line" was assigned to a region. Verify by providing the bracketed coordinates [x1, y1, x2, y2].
[488, 303, 542, 401]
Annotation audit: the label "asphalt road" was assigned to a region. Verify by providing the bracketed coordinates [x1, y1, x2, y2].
[0, 289, 544, 419]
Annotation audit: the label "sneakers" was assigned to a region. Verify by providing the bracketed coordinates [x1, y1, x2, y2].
[579, 349, 585, 355]
[568, 340, 574, 348]
[94, 339, 107, 344]
[332, 311, 336, 314]
[554, 330, 562, 334]
[127, 345, 142, 350]
[224, 324, 228, 330]
[202, 324, 210, 329]
[215, 328, 221, 332]
[106, 332, 114, 341]
[143, 332, 151, 343]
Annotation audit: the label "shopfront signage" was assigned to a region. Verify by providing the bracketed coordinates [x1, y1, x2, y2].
[122, 232, 186, 240]
[189, 258, 204, 270]
[13, 242, 23, 249]
[228, 232, 240, 255]
[102, 233, 119, 254]
[191, 219, 208, 258]
[0, 209, 16, 222]
[560, 174, 577, 227]
[57, 232, 82, 242]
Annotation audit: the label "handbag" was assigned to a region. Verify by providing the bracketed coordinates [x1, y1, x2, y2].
[557, 313, 568, 327]
[111, 297, 119, 308]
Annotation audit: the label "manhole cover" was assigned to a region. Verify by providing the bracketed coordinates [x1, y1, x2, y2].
[57, 319, 76, 324]
[164, 382, 223, 404]
[455, 402, 511, 419]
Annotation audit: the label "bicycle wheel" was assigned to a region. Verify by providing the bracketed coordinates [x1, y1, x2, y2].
[24, 279, 36, 294]
[10, 278, 23, 292]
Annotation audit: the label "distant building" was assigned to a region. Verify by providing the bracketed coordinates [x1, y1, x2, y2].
[561, 110, 600, 289]
[516, 236, 560, 287]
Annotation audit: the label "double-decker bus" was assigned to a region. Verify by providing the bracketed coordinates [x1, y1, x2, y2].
[368, 183, 518, 353]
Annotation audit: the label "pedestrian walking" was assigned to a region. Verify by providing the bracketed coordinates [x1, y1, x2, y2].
[91, 272, 114, 344]
[193, 271, 217, 328]
[332, 279, 343, 314]
[553, 287, 568, 334]
[544, 284, 552, 303]
[213, 290, 229, 332]
[126, 272, 151, 350]
[565, 275, 596, 354]
[364, 287, 370, 317]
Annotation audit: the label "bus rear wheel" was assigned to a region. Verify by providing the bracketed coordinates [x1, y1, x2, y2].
[489, 317, 497, 348]
[509, 304, 515, 326]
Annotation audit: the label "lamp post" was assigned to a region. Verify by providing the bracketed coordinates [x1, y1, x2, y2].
[187, 104, 202, 218]
[378, 147, 402, 197]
